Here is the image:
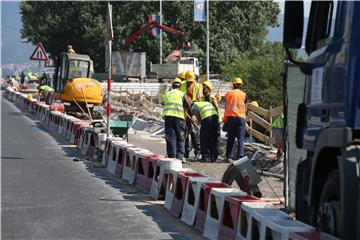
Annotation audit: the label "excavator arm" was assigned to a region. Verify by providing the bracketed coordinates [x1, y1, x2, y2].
[120, 15, 190, 50]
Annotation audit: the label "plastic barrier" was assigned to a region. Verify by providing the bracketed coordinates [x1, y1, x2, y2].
[218, 195, 266, 240]
[150, 158, 183, 200]
[164, 168, 196, 211]
[29, 99, 39, 115]
[181, 178, 221, 226]
[48, 111, 63, 131]
[79, 127, 93, 155]
[170, 172, 206, 218]
[135, 152, 162, 193]
[106, 140, 127, 174]
[101, 137, 123, 166]
[289, 232, 338, 240]
[122, 147, 147, 184]
[236, 201, 276, 240]
[203, 188, 246, 240]
[87, 133, 107, 162]
[115, 142, 134, 177]
[70, 121, 88, 144]
[195, 183, 230, 233]
[57, 115, 66, 135]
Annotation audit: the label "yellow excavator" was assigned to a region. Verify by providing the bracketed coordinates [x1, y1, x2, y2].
[53, 48, 103, 117]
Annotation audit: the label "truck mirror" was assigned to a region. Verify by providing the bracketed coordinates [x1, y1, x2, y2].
[283, 1, 304, 49]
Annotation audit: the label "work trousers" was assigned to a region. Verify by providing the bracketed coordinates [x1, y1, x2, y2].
[184, 118, 200, 158]
[165, 116, 185, 158]
[226, 116, 246, 159]
[200, 115, 219, 161]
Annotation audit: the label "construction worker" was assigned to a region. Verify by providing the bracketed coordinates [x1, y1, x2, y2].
[272, 113, 284, 159]
[38, 84, 54, 101]
[179, 72, 187, 92]
[224, 77, 248, 162]
[191, 100, 219, 162]
[162, 78, 186, 160]
[183, 70, 201, 160]
[202, 81, 220, 111]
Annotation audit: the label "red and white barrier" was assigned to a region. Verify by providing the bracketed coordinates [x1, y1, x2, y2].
[170, 171, 206, 218]
[115, 143, 135, 177]
[203, 188, 246, 240]
[195, 183, 230, 233]
[164, 168, 196, 211]
[236, 201, 276, 240]
[70, 121, 88, 144]
[181, 177, 220, 226]
[135, 153, 163, 193]
[218, 195, 267, 240]
[289, 232, 338, 240]
[122, 148, 151, 184]
[150, 158, 183, 200]
[106, 140, 127, 174]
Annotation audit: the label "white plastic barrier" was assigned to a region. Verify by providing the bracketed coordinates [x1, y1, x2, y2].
[106, 140, 127, 174]
[203, 188, 246, 240]
[122, 148, 151, 184]
[181, 177, 220, 226]
[150, 158, 182, 200]
[236, 201, 276, 240]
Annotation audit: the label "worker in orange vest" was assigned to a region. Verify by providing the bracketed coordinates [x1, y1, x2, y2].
[224, 77, 248, 162]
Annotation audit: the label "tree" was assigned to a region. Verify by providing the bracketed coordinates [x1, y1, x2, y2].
[20, 1, 280, 73]
[222, 41, 285, 108]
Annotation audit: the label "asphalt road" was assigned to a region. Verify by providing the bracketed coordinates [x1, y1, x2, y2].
[1, 98, 203, 240]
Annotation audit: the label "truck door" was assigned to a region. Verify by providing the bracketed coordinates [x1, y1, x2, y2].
[55, 54, 69, 93]
[302, 1, 346, 150]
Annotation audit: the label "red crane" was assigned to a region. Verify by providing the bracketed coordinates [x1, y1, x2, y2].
[120, 15, 190, 50]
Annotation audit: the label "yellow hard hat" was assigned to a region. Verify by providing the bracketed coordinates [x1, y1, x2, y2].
[178, 72, 186, 80]
[27, 94, 33, 100]
[172, 77, 182, 84]
[251, 101, 259, 107]
[232, 77, 243, 85]
[202, 81, 213, 92]
[185, 70, 195, 81]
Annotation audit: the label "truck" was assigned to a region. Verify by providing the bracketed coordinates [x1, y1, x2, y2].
[150, 56, 200, 80]
[283, 1, 360, 239]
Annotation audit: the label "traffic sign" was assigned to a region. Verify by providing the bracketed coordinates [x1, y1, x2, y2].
[30, 43, 48, 61]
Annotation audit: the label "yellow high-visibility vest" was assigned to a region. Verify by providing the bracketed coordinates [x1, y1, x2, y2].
[162, 89, 185, 119]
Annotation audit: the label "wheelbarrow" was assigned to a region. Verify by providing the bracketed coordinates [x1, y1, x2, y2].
[109, 114, 135, 140]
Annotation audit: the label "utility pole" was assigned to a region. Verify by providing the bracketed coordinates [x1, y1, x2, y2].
[159, 0, 163, 64]
[206, 0, 210, 80]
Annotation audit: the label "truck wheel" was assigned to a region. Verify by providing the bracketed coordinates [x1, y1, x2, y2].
[317, 169, 342, 238]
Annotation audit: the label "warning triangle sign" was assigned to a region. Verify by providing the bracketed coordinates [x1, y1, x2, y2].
[30, 43, 48, 61]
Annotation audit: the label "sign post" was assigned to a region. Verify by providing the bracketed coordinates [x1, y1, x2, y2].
[29, 42, 48, 76]
[106, 2, 114, 137]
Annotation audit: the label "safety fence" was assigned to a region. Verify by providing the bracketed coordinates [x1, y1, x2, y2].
[3, 86, 328, 240]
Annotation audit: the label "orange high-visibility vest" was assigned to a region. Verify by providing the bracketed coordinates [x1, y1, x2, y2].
[224, 89, 247, 120]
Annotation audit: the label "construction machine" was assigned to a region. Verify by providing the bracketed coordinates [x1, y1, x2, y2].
[53, 51, 103, 117]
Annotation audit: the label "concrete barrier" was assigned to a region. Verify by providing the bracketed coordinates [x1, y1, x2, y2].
[203, 188, 246, 240]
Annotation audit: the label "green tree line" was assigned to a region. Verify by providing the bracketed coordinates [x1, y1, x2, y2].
[20, 1, 283, 108]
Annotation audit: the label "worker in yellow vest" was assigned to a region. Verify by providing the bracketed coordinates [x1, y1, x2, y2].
[272, 113, 284, 159]
[162, 78, 186, 160]
[223, 77, 248, 162]
[191, 100, 219, 162]
[183, 70, 201, 160]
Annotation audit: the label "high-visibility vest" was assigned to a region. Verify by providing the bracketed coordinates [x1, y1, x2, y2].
[224, 89, 247, 120]
[162, 89, 185, 119]
[39, 85, 54, 97]
[182, 81, 203, 101]
[204, 94, 222, 122]
[272, 113, 284, 129]
[193, 101, 218, 120]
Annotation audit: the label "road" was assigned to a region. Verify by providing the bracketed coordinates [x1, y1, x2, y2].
[1, 98, 203, 239]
